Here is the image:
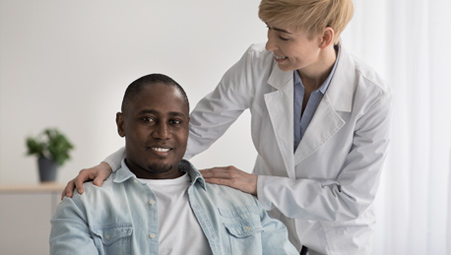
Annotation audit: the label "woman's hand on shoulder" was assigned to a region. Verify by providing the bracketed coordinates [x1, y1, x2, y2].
[61, 162, 113, 200]
[200, 166, 258, 196]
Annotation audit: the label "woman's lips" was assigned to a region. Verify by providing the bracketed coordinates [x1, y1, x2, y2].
[274, 53, 287, 63]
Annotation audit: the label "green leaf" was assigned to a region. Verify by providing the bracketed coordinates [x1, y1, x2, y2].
[25, 128, 74, 167]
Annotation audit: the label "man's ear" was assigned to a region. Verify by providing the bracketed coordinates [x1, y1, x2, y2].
[319, 27, 335, 49]
[116, 112, 126, 137]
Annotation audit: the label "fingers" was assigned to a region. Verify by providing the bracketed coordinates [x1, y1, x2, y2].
[203, 175, 233, 185]
[61, 179, 75, 200]
[92, 173, 107, 186]
[60, 162, 113, 200]
[201, 166, 237, 179]
[74, 173, 86, 195]
[200, 167, 235, 187]
[93, 162, 113, 186]
[200, 166, 258, 195]
[61, 169, 90, 199]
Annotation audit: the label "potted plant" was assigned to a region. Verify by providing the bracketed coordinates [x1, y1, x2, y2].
[26, 128, 74, 182]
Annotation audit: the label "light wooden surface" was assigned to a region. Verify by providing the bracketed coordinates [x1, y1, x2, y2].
[0, 182, 65, 193]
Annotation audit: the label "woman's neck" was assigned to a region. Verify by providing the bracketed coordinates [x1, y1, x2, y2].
[298, 44, 337, 91]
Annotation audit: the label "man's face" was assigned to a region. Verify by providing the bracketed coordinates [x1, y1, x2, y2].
[116, 82, 189, 179]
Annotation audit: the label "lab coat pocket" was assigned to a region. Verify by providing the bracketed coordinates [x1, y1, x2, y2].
[219, 206, 264, 255]
[91, 225, 133, 255]
[320, 219, 373, 255]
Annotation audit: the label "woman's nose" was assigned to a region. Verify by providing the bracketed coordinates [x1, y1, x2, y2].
[265, 29, 277, 52]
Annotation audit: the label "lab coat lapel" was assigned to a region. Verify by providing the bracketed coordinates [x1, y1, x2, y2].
[264, 64, 296, 179]
[294, 44, 354, 165]
[293, 94, 345, 164]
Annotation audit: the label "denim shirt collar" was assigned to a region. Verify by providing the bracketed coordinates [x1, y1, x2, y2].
[113, 159, 207, 190]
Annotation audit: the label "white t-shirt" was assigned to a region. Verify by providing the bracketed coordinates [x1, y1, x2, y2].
[140, 173, 212, 255]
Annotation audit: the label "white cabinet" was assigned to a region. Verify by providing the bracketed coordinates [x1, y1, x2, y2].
[0, 183, 64, 255]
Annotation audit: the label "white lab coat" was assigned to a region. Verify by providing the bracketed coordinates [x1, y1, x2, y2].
[186, 42, 393, 254]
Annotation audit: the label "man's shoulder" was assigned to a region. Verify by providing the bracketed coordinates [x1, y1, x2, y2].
[204, 182, 258, 205]
[70, 177, 118, 202]
[83, 176, 115, 191]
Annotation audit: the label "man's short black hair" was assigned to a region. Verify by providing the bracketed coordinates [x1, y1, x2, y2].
[121, 73, 189, 113]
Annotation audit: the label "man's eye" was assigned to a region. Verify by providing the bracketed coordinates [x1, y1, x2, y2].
[142, 117, 155, 123]
[170, 119, 182, 125]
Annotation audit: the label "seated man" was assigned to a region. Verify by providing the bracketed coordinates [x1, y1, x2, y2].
[50, 73, 298, 255]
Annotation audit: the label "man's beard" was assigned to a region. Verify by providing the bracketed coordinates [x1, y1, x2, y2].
[148, 163, 173, 173]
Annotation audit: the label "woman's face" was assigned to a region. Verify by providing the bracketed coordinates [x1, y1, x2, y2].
[265, 22, 322, 73]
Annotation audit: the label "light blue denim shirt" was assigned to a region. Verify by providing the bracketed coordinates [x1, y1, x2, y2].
[50, 159, 298, 255]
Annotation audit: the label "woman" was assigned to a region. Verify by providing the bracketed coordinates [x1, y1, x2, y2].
[64, 0, 392, 254]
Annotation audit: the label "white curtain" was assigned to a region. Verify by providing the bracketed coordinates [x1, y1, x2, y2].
[342, 0, 451, 254]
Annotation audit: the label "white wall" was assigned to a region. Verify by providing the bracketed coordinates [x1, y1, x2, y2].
[0, 0, 266, 185]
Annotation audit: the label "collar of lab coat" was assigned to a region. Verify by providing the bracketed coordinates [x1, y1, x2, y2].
[264, 41, 354, 172]
[267, 40, 354, 113]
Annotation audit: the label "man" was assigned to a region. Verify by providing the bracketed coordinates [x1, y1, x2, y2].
[50, 73, 298, 255]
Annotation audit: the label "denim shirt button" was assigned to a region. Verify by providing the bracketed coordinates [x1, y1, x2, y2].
[244, 226, 251, 231]
[105, 234, 111, 240]
[149, 200, 155, 205]
[149, 233, 156, 239]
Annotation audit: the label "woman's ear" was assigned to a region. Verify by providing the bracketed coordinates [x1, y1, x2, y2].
[319, 27, 335, 49]
[116, 112, 126, 138]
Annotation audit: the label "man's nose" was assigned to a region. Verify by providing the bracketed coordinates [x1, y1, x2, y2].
[153, 123, 170, 139]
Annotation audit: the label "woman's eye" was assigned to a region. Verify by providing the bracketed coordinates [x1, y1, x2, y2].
[279, 36, 289, 41]
[266, 24, 289, 41]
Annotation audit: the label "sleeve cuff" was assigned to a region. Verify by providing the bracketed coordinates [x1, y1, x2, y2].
[256, 175, 274, 211]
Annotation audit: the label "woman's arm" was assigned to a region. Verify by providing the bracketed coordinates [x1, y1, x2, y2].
[203, 88, 393, 222]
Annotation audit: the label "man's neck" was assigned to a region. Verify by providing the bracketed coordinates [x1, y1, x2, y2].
[124, 158, 184, 179]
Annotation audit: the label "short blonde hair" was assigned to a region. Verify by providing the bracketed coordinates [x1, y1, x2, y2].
[258, 0, 354, 43]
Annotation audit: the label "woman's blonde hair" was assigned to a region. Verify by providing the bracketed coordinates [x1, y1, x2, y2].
[258, 0, 354, 43]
